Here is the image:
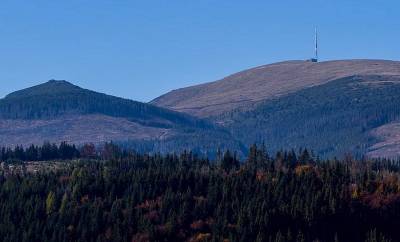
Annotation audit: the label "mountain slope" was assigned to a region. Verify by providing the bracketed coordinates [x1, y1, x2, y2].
[152, 59, 400, 158]
[1, 80, 202, 128]
[215, 74, 400, 158]
[368, 121, 400, 158]
[151, 60, 400, 117]
[0, 80, 244, 155]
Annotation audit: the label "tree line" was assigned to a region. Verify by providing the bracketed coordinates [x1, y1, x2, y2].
[0, 142, 128, 162]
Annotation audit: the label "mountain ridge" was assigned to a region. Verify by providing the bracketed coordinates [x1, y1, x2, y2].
[152, 59, 400, 159]
[214, 74, 400, 158]
[0, 79, 201, 126]
[0, 80, 245, 156]
[2, 59, 400, 159]
[5, 80, 83, 99]
[151, 59, 400, 117]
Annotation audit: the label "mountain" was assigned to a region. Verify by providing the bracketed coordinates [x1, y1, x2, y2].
[0, 80, 244, 155]
[3, 59, 400, 159]
[152, 60, 400, 159]
[218, 75, 400, 158]
[151, 60, 400, 117]
[1, 80, 198, 125]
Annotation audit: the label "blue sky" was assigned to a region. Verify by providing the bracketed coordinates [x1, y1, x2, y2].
[0, 0, 399, 102]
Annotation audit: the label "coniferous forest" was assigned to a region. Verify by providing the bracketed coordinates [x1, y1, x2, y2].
[0, 143, 399, 242]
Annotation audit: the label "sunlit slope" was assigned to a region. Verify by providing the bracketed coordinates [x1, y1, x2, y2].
[152, 60, 400, 118]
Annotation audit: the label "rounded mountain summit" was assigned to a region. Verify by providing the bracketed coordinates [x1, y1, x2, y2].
[152, 59, 400, 158]
[151, 59, 400, 118]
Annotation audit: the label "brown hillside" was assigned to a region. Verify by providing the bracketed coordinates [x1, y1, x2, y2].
[0, 114, 168, 147]
[151, 60, 400, 117]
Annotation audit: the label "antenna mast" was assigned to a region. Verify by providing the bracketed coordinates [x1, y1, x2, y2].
[314, 27, 318, 62]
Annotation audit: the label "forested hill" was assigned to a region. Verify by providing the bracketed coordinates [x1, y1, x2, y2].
[0, 80, 204, 128]
[0, 80, 244, 155]
[5, 80, 82, 99]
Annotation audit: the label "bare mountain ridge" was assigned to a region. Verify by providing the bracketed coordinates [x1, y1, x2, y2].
[151, 59, 400, 117]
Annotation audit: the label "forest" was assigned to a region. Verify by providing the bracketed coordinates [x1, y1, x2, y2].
[0, 143, 400, 242]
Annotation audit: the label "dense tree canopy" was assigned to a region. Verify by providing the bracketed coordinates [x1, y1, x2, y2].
[0, 144, 399, 241]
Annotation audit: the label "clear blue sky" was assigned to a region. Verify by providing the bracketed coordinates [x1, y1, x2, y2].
[1, 1, 399, 102]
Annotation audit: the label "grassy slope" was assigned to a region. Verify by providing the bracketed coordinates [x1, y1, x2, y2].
[151, 60, 400, 117]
